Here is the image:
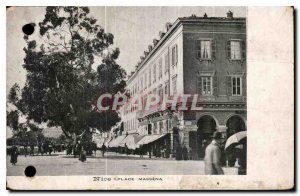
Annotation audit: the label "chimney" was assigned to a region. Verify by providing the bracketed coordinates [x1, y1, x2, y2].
[153, 39, 159, 46]
[165, 22, 172, 31]
[148, 45, 153, 52]
[227, 11, 233, 18]
[144, 51, 149, 57]
[159, 31, 165, 39]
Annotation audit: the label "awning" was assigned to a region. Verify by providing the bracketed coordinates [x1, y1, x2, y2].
[108, 135, 127, 148]
[119, 134, 144, 150]
[136, 134, 167, 146]
[104, 137, 112, 147]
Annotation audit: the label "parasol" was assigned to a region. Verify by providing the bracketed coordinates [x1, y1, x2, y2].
[225, 131, 247, 150]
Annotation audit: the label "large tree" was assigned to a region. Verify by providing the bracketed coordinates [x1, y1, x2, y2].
[7, 7, 126, 139]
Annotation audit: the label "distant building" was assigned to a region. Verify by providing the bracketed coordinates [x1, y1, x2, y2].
[120, 11, 246, 159]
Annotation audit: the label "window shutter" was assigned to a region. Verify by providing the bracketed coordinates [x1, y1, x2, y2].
[241, 40, 246, 60]
[227, 76, 232, 96]
[213, 75, 218, 96]
[226, 40, 231, 59]
[211, 40, 216, 59]
[242, 74, 247, 96]
[195, 40, 201, 58]
[197, 76, 202, 95]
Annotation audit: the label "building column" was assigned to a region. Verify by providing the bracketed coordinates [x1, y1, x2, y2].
[217, 125, 228, 138]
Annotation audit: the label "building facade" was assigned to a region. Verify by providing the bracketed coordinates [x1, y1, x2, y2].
[120, 11, 246, 159]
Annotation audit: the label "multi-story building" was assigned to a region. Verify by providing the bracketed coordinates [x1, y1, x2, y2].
[120, 11, 246, 159]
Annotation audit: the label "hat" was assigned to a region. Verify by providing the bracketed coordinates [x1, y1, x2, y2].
[211, 131, 222, 139]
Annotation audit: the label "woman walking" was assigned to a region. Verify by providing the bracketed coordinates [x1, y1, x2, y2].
[10, 145, 19, 165]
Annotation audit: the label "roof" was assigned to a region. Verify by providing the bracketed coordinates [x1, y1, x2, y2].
[127, 16, 246, 84]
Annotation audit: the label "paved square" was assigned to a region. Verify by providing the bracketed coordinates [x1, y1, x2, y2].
[7, 152, 238, 176]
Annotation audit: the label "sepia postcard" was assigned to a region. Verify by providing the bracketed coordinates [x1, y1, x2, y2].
[6, 6, 294, 190]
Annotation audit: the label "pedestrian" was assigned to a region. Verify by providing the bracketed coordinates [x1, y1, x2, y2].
[38, 142, 42, 155]
[30, 142, 34, 156]
[42, 142, 47, 155]
[238, 139, 247, 175]
[204, 131, 224, 175]
[53, 143, 56, 153]
[49, 143, 53, 155]
[175, 145, 183, 160]
[10, 145, 19, 165]
[101, 144, 107, 157]
[23, 143, 28, 157]
[79, 146, 87, 162]
[188, 148, 193, 160]
[139, 145, 144, 158]
[182, 146, 188, 160]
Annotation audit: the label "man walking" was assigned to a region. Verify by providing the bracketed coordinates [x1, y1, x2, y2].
[204, 131, 224, 175]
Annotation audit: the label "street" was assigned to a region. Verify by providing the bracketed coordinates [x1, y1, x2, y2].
[7, 151, 238, 176]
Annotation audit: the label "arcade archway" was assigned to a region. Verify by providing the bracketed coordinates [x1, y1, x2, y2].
[191, 115, 218, 159]
[226, 115, 246, 138]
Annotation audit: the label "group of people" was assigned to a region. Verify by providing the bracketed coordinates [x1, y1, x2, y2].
[66, 141, 98, 162]
[203, 131, 247, 175]
[175, 145, 190, 160]
[9, 140, 64, 166]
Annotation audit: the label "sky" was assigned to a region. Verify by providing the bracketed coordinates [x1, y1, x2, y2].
[6, 6, 246, 138]
[6, 6, 246, 94]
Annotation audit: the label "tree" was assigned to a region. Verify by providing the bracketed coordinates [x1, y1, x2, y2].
[7, 7, 126, 140]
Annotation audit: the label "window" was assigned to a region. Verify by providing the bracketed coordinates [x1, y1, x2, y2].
[144, 73, 147, 90]
[198, 76, 212, 95]
[148, 68, 151, 87]
[197, 40, 211, 59]
[165, 53, 169, 74]
[171, 44, 178, 66]
[164, 82, 169, 96]
[231, 41, 241, 60]
[159, 121, 163, 133]
[172, 76, 177, 95]
[227, 40, 246, 60]
[140, 77, 143, 92]
[232, 77, 242, 95]
[153, 64, 156, 83]
[153, 122, 157, 133]
[159, 58, 162, 79]
[158, 86, 163, 101]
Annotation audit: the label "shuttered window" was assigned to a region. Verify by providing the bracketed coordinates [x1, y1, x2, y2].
[197, 76, 214, 95]
[232, 76, 242, 96]
[196, 39, 216, 60]
[231, 41, 241, 60]
[227, 40, 246, 60]
[148, 68, 151, 87]
[172, 76, 177, 95]
[159, 58, 162, 79]
[165, 53, 169, 74]
[171, 44, 178, 66]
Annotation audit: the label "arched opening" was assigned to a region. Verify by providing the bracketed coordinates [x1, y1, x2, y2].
[195, 115, 217, 159]
[225, 115, 246, 167]
[226, 115, 246, 138]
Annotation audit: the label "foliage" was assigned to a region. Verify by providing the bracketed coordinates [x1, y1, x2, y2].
[7, 6, 126, 139]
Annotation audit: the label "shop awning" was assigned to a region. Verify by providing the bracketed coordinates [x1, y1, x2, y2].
[104, 137, 112, 147]
[136, 134, 167, 146]
[108, 135, 127, 148]
[119, 134, 144, 150]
